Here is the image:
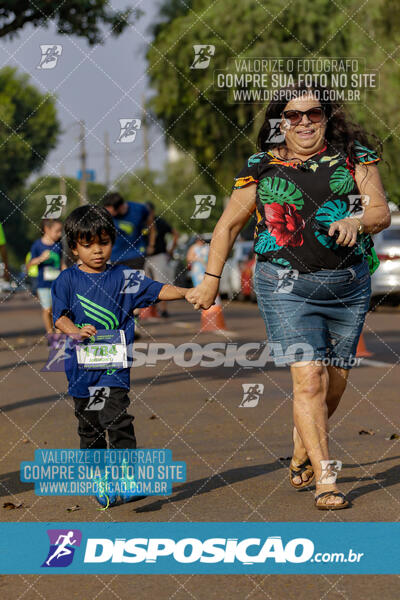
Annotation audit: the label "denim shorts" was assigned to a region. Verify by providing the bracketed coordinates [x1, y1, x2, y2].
[253, 259, 371, 369]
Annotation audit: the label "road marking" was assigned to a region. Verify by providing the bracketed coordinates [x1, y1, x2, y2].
[358, 358, 397, 368]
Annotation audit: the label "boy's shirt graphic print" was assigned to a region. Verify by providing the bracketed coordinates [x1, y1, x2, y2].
[76, 294, 120, 329]
[51, 264, 163, 397]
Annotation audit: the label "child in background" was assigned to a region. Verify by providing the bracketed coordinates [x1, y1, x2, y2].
[27, 219, 63, 336]
[51, 205, 190, 506]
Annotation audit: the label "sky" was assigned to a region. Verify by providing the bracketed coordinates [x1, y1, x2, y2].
[0, 0, 167, 188]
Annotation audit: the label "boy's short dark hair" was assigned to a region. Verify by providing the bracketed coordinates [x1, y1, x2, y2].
[41, 218, 62, 233]
[64, 205, 116, 249]
[102, 192, 124, 210]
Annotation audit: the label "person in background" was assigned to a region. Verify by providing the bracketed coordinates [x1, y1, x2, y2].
[27, 219, 64, 336]
[25, 251, 39, 294]
[0, 223, 10, 282]
[186, 236, 209, 288]
[145, 202, 179, 318]
[103, 193, 149, 269]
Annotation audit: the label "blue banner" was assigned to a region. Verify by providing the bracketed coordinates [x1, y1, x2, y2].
[0, 522, 398, 574]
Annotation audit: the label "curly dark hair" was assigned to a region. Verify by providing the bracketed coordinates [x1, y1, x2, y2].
[257, 83, 382, 166]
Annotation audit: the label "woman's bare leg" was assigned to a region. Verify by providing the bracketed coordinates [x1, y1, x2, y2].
[291, 364, 349, 485]
[290, 361, 346, 504]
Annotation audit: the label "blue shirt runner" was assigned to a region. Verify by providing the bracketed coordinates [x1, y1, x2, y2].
[30, 239, 62, 289]
[111, 202, 149, 263]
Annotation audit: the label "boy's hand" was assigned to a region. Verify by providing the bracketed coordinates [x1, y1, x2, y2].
[185, 289, 194, 302]
[40, 250, 51, 262]
[79, 325, 97, 340]
[157, 284, 187, 301]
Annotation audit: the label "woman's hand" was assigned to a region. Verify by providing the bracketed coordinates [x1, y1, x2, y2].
[328, 218, 359, 247]
[186, 279, 219, 310]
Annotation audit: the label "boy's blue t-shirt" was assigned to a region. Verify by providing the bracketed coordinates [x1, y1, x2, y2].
[30, 239, 62, 289]
[51, 263, 164, 398]
[111, 202, 149, 263]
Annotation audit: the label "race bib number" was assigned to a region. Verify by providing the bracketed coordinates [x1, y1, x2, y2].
[76, 330, 128, 369]
[43, 266, 60, 281]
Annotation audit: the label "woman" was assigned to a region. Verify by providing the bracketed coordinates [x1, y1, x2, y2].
[186, 84, 390, 510]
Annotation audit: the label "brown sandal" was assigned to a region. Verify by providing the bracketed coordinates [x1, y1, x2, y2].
[289, 458, 315, 489]
[315, 491, 349, 510]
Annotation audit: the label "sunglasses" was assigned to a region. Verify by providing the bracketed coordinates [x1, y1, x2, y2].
[282, 107, 325, 126]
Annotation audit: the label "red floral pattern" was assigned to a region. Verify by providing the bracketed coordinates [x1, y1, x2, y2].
[264, 203, 305, 247]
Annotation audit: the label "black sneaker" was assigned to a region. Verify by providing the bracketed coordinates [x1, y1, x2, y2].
[160, 311, 169, 318]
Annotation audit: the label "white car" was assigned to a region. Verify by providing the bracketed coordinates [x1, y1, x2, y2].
[371, 212, 400, 307]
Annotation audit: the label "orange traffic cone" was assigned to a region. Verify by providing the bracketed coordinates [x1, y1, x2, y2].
[356, 332, 372, 357]
[200, 297, 227, 332]
[139, 304, 160, 320]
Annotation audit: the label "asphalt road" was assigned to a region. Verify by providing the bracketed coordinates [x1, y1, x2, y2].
[0, 291, 399, 599]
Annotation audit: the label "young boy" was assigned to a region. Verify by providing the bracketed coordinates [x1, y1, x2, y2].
[51, 205, 189, 506]
[28, 219, 63, 335]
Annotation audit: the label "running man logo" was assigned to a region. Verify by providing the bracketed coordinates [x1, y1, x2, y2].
[275, 269, 299, 294]
[190, 45, 215, 69]
[318, 460, 342, 485]
[37, 45, 63, 69]
[266, 119, 287, 144]
[42, 529, 82, 568]
[87, 387, 110, 411]
[191, 195, 216, 220]
[43, 195, 67, 219]
[42, 335, 78, 372]
[121, 269, 145, 293]
[348, 194, 370, 218]
[116, 119, 141, 143]
[239, 383, 264, 408]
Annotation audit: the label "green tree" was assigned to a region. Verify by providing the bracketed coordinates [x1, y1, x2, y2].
[0, 1, 142, 45]
[0, 67, 61, 266]
[117, 167, 161, 208]
[0, 67, 60, 192]
[147, 0, 399, 203]
[147, 0, 348, 195]
[115, 157, 217, 235]
[22, 176, 107, 248]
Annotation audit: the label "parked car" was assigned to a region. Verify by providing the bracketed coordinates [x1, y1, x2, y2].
[371, 212, 400, 307]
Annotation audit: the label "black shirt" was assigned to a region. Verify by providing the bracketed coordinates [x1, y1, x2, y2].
[147, 216, 172, 255]
[233, 141, 380, 273]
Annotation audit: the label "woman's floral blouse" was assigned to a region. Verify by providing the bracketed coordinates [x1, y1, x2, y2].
[233, 141, 380, 273]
